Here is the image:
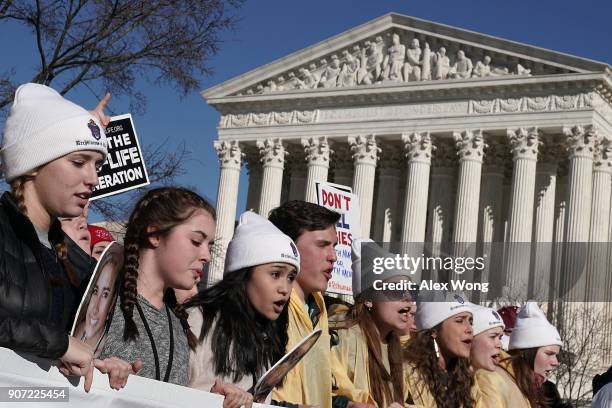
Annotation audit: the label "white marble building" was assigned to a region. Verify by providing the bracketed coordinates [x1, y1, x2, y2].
[202, 12, 612, 310]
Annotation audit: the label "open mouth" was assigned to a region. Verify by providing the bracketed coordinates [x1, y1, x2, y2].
[322, 268, 333, 280]
[461, 339, 472, 347]
[273, 299, 287, 313]
[491, 353, 501, 365]
[398, 307, 410, 321]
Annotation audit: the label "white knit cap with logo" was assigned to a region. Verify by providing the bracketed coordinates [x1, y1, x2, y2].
[0, 83, 108, 182]
[509, 302, 562, 350]
[472, 305, 505, 336]
[415, 292, 473, 331]
[224, 211, 300, 275]
[351, 237, 412, 298]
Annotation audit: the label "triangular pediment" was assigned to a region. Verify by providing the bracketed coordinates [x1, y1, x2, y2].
[203, 13, 610, 100]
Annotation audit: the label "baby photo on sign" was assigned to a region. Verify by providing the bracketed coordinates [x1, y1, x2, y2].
[71, 242, 124, 356]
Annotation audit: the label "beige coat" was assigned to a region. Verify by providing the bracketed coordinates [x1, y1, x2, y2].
[475, 352, 532, 408]
[187, 309, 273, 404]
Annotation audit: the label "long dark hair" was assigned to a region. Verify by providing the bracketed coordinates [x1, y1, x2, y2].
[404, 329, 475, 408]
[504, 348, 545, 407]
[333, 296, 404, 406]
[11, 176, 80, 287]
[119, 187, 216, 349]
[184, 267, 289, 384]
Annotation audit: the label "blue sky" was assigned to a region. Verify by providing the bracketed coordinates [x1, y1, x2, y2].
[1, 0, 611, 222]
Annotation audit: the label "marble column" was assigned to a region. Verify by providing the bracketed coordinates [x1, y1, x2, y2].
[531, 136, 560, 300]
[257, 138, 286, 218]
[331, 143, 354, 187]
[373, 146, 402, 242]
[561, 125, 598, 301]
[504, 127, 541, 298]
[401, 132, 434, 243]
[302, 136, 331, 203]
[586, 138, 612, 301]
[478, 137, 507, 297]
[452, 130, 486, 243]
[210, 140, 243, 285]
[349, 134, 379, 238]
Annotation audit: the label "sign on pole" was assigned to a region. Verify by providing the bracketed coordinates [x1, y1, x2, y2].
[91, 114, 150, 200]
[315, 181, 361, 296]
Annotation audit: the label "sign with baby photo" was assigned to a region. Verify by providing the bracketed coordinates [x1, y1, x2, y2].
[90, 114, 150, 200]
[71, 242, 124, 357]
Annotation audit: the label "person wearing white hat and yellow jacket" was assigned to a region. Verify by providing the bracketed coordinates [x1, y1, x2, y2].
[329, 238, 414, 408]
[403, 293, 483, 408]
[492, 302, 563, 408]
[470, 305, 532, 407]
[268, 201, 372, 408]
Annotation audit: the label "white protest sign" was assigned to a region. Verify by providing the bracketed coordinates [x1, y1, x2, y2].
[316, 182, 361, 296]
[0, 347, 275, 408]
[91, 114, 150, 200]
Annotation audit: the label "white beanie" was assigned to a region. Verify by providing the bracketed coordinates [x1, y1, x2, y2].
[415, 292, 472, 331]
[351, 238, 411, 298]
[1, 83, 108, 182]
[472, 306, 505, 336]
[224, 211, 300, 275]
[509, 302, 562, 350]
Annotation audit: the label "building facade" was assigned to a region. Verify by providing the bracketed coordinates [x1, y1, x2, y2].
[202, 13, 612, 309]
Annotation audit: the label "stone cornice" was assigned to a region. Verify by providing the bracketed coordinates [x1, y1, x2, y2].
[209, 73, 610, 114]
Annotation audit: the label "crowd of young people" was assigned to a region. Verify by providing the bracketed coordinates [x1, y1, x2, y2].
[1, 83, 609, 408]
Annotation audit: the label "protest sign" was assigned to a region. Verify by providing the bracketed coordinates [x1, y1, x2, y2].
[0, 347, 275, 408]
[91, 114, 149, 200]
[316, 182, 361, 295]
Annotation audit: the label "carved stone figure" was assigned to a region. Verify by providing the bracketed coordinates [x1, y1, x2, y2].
[296, 66, 320, 89]
[516, 63, 532, 76]
[338, 50, 360, 87]
[357, 38, 384, 84]
[472, 55, 492, 78]
[319, 55, 341, 88]
[433, 47, 451, 80]
[264, 80, 277, 92]
[382, 33, 406, 81]
[450, 50, 473, 79]
[403, 38, 422, 81]
[421, 42, 432, 81]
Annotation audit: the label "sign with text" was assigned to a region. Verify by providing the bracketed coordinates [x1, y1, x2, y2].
[91, 114, 149, 200]
[315, 182, 361, 296]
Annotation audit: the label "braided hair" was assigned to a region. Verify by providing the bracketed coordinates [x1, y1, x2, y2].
[10, 176, 80, 287]
[119, 187, 216, 350]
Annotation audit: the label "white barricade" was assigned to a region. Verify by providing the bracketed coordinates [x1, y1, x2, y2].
[0, 347, 274, 407]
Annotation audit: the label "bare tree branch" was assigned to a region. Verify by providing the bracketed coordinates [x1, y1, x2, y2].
[0, 0, 244, 109]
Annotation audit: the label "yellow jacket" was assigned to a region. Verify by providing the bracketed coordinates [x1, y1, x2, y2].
[404, 362, 484, 408]
[329, 314, 396, 407]
[475, 353, 532, 408]
[272, 291, 370, 408]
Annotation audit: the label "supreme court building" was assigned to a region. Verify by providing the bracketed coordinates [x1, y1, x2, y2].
[202, 13, 612, 307]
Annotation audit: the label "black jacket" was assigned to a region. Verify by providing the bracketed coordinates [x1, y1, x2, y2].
[0, 192, 95, 359]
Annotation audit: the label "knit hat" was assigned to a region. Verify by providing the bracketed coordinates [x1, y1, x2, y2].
[1, 83, 108, 182]
[508, 302, 562, 350]
[415, 292, 473, 331]
[88, 225, 115, 250]
[351, 238, 412, 298]
[224, 211, 300, 274]
[472, 306, 505, 336]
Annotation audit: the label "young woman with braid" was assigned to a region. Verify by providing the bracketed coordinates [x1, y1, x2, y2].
[97, 187, 216, 387]
[0, 83, 134, 391]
